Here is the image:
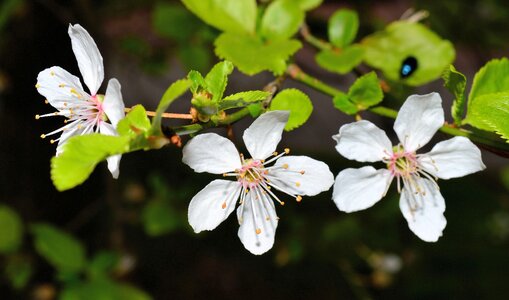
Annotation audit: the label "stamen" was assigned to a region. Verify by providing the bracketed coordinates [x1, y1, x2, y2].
[296, 195, 302, 202]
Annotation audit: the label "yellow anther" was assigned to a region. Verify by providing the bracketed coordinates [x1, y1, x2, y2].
[282, 164, 289, 169]
[40, 134, 46, 139]
[255, 228, 261, 235]
[50, 139, 55, 144]
[35, 83, 41, 88]
[296, 195, 302, 202]
[35, 115, 40, 120]
[266, 217, 270, 221]
[53, 112, 58, 115]
[58, 84, 65, 88]
[272, 151, 278, 156]
[280, 201, 285, 206]
[300, 170, 305, 175]
[222, 173, 227, 177]
[221, 201, 227, 209]
[295, 182, 301, 187]
[63, 102, 67, 107]
[44, 99, 49, 104]
[284, 148, 290, 154]
[50, 71, 55, 76]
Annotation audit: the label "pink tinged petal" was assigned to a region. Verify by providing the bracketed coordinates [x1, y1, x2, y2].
[243, 110, 289, 160]
[333, 120, 392, 163]
[269, 156, 334, 196]
[418, 136, 486, 180]
[399, 178, 446, 242]
[68, 24, 104, 95]
[237, 188, 278, 255]
[100, 122, 122, 179]
[394, 93, 444, 152]
[182, 133, 241, 174]
[188, 179, 241, 233]
[332, 166, 393, 213]
[36, 66, 88, 110]
[103, 78, 125, 128]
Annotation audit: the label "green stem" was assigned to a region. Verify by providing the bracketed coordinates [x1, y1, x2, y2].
[286, 64, 509, 152]
[300, 24, 333, 51]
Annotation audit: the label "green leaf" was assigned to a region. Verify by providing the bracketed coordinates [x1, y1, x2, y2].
[294, 0, 322, 10]
[188, 70, 206, 94]
[0, 205, 22, 253]
[5, 256, 32, 290]
[215, 32, 301, 75]
[328, 9, 359, 48]
[204, 61, 234, 102]
[361, 21, 455, 86]
[269, 89, 313, 131]
[151, 79, 190, 136]
[348, 71, 383, 109]
[465, 92, 509, 140]
[87, 251, 120, 280]
[61, 280, 152, 300]
[468, 58, 509, 112]
[181, 0, 256, 34]
[152, 3, 201, 41]
[32, 224, 86, 274]
[219, 90, 270, 110]
[142, 201, 182, 236]
[117, 105, 151, 138]
[333, 92, 358, 115]
[248, 103, 263, 118]
[316, 45, 364, 74]
[260, 0, 305, 41]
[51, 134, 130, 191]
[443, 65, 467, 125]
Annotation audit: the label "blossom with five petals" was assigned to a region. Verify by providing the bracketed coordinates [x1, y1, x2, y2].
[182, 111, 334, 254]
[332, 93, 486, 242]
[35, 24, 125, 178]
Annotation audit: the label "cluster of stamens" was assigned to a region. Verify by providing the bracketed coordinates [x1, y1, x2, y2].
[222, 148, 306, 235]
[35, 76, 106, 144]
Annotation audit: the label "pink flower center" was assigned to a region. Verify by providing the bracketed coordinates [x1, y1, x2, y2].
[387, 149, 418, 178]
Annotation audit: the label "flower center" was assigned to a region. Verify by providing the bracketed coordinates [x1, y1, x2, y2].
[387, 148, 418, 178]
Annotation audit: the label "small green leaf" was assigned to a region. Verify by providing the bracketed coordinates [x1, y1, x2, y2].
[5, 256, 32, 290]
[117, 105, 151, 138]
[204, 61, 234, 102]
[248, 103, 263, 118]
[151, 79, 190, 136]
[142, 201, 182, 236]
[0, 205, 22, 254]
[465, 92, 509, 140]
[88, 251, 120, 280]
[219, 90, 270, 110]
[468, 58, 509, 110]
[260, 0, 304, 41]
[294, 0, 322, 10]
[362, 21, 455, 86]
[316, 45, 364, 74]
[333, 92, 358, 115]
[61, 280, 152, 300]
[443, 65, 467, 125]
[181, 0, 256, 34]
[32, 224, 86, 274]
[328, 9, 359, 48]
[348, 71, 383, 109]
[215, 32, 301, 75]
[188, 70, 206, 94]
[51, 134, 130, 191]
[269, 89, 313, 131]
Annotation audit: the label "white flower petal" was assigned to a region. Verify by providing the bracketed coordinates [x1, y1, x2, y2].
[394, 93, 444, 152]
[237, 188, 278, 255]
[100, 122, 122, 179]
[182, 133, 242, 174]
[333, 120, 392, 162]
[332, 166, 393, 213]
[68, 24, 104, 95]
[419, 136, 486, 180]
[55, 120, 86, 155]
[188, 179, 241, 233]
[268, 156, 334, 196]
[36, 66, 88, 112]
[243, 111, 289, 160]
[399, 178, 446, 242]
[103, 78, 125, 128]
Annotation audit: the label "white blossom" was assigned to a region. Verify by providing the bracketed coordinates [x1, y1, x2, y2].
[182, 111, 334, 254]
[35, 24, 125, 178]
[332, 93, 485, 242]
